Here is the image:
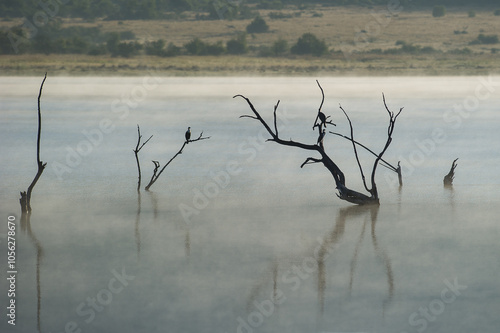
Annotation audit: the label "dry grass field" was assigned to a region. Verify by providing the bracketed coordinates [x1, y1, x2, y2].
[1, 5, 499, 75]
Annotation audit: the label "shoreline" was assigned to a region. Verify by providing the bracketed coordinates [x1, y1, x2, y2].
[1, 54, 498, 77]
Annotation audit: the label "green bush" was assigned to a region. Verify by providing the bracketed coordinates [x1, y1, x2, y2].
[246, 16, 269, 33]
[184, 38, 226, 55]
[184, 38, 206, 55]
[494, 9, 500, 16]
[432, 6, 446, 17]
[205, 41, 225, 55]
[474, 34, 499, 44]
[114, 42, 142, 57]
[468, 10, 476, 18]
[226, 33, 247, 54]
[165, 42, 182, 57]
[145, 39, 167, 56]
[272, 38, 289, 56]
[291, 33, 328, 56]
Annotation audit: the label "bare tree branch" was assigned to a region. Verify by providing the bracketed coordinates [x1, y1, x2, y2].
[313, 80, 336, 130]
[20, 73, 48, 214]
[300, 157, 322, 168]
[145, 131, 210, 191]
[329, 131, 398, 172]
[339, 103, 370, 193]
[133, 125, 153, 192]
[273, 100, 280, 137]
[369, 94, 403, 198]
[235, 86, 403, 205]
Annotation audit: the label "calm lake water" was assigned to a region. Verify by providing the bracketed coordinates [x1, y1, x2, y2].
[1, 76, 499, 333]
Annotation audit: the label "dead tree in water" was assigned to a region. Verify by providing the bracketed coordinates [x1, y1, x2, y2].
[234, 82, 403, 205]
[443, 158, 458, 187]
[20, 73, 48, 214]
[133, 125, 153, 192]
[144, 130, 210, 191]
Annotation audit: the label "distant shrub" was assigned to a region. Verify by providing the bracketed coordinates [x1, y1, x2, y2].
[384, 43, 438, 55]
[165, 42, 182, 57]
[205, 41, 225, 55]
[146, 39, 167, 56]
[272, 38, 289, 56]
[184, 38, 206, 55]
[114, 41, 142, 57]
[395, 40, 405, 46]
[120, 30, 136, 40]
[291, 33, 328, 56]
[432, 6, 446, 18]
[470, 34, 499, 45]
[447, 47, 472, 55]
[494, 9, 500, 16]
[312, 12, 323, 18]
[226, 33, 247, 54]
[246, 16, 269, 33]
[468, 10, 475, 18]
[268, 11, 292, 19]
[258, 45, 273, 57]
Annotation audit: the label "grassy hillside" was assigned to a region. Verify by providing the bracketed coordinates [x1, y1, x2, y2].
[1, 5, 499, 75]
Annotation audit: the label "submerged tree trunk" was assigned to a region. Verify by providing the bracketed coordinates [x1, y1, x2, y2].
[235, 81, 402, 205]
[443, 158, 458, 187]
[20, 73, 48, 214]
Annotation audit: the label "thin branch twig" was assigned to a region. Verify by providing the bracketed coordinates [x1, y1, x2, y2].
[339, 103, 370, 193]
[133, 125, 153, 192]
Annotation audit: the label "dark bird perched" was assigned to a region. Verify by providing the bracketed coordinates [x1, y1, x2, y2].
[185, 127, 191, 143]
[317, 129, 326, 145]
[318, 111, 327, 128]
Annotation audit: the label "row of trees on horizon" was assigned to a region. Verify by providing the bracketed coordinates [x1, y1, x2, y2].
[1, 0, 499, 20]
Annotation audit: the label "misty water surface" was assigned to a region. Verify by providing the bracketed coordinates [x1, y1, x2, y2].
[0, 76, 499, 333]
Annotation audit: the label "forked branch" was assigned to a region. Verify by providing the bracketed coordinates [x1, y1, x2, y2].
[133, 125, 153, 192]
[144, 131, 210, 191]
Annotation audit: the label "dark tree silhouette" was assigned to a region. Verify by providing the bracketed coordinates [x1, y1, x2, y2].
[234, 81, 403, 205]
[443, 158, 458, 187]
[144, 130, 210, 191]
[20, 73, 48, 214]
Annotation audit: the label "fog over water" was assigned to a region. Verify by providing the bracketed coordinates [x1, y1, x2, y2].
[0, 76, 499, 333]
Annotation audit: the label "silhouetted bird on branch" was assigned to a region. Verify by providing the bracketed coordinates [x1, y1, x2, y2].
[185, 127, 191, 143]
[318, 111, 327, 127]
